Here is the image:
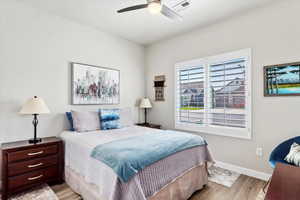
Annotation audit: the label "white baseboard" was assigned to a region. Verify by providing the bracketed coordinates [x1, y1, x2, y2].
[215, 161, 271, 181]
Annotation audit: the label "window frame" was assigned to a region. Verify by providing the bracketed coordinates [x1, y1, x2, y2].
[174, 49, 252, 139]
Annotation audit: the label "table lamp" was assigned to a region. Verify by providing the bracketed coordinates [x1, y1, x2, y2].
[20, 96, 50, 144]
[140, 98, 152, 125]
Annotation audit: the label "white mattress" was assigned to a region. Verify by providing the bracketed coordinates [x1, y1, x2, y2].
[60, 126, 163, 199]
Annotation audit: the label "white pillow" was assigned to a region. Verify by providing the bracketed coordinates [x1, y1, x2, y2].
[284, 142, 300, 166]
[71, 110, 100, 132]
[119, 108, 134, 127]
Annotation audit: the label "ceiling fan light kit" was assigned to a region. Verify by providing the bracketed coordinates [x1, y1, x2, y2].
[117, 0, 185, 20]
[148, 1, 162, 14]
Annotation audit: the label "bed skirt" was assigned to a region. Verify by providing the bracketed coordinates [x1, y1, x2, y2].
[65, 164, 208, 200]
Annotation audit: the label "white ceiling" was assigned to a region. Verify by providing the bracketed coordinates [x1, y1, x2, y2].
[19, 0, 278, 45]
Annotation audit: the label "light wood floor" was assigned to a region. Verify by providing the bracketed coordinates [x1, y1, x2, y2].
[189, 175, 266, 200]
[51, 175, 266, 200]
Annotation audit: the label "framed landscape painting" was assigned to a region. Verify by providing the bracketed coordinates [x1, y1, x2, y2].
[264, 62, 300, 96]
[71, 62, 120, 105]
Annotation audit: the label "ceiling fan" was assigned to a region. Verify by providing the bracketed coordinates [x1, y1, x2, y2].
[117, 0, 183, 20]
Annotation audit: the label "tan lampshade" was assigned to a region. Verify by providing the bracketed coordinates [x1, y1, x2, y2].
[20, 96, 50, 114]
[140, 98, 152, 108]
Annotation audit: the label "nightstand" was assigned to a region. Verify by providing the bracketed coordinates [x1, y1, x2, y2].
[136, 123, 161, 129]
[1, 137, 64, 200]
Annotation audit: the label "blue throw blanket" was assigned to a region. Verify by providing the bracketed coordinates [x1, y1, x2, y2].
[90, 131, 207, 182]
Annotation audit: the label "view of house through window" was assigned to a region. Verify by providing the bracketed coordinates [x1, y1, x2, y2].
[179, 66, 205, 124]
[208, 58, 246, 128]
[175, 49, 251, 138]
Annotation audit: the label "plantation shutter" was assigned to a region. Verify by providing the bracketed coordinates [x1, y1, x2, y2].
[176, 66, 206, 125]
[175, 49, 251, 138]
[207, 58, 246, 128]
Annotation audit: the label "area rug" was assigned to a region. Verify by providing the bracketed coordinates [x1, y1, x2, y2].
[208, 165, 240, 187]
[1, 184, 58, 200]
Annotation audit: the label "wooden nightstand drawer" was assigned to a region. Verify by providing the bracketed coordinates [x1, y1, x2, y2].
[7, 145, 58, 163]
[8, 155, 58, 176]
[1, 137, 64, 200]
[8, 166, 58, 190]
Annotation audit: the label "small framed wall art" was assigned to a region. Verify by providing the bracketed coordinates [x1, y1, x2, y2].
[154, 75, 166, 101]
[71, 62, 120, 105]
[264, 62, 300, 96]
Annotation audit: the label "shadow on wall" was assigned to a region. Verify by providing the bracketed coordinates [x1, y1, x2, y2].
[0, 99, 69, 142]
[135, 98, 143, 123]
[0, 99, 22, 142]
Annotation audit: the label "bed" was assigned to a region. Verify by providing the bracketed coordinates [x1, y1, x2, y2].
[60, 125, 213, 200]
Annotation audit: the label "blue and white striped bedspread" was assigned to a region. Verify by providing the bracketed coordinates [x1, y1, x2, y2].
[90, 130, 207, 182]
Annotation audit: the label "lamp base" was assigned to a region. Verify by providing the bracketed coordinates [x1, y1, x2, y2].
[28, 138, 42, 144]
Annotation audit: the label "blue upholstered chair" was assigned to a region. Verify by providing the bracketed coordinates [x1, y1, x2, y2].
[269, 136, 300, 168]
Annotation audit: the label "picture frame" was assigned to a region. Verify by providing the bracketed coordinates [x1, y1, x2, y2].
[71, 62, 120, 105]
[264, 62, 300, 96]
[154, 75, 166, 101]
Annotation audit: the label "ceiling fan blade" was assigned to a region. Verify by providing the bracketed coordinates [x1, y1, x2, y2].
[117, 4, 148, 13]
[161, 4, 182, 20]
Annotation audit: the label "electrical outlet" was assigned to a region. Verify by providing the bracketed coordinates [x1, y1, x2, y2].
[256, 147, 263, 157]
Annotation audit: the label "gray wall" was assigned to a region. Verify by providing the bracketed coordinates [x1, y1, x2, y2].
[1, 0, 300, 179]
[0, 0, 146, 143]
[145, 0, 300, 174]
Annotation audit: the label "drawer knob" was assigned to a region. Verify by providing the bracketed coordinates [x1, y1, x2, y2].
[27, 151, 44, 156]
[27, 174, 43, 181]
[28, 163, 43, 168]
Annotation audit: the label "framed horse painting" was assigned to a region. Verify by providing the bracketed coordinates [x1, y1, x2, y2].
[71, 62, 120, 105]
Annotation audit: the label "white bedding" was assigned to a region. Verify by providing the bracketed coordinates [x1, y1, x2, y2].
[60, 126, 163, 199]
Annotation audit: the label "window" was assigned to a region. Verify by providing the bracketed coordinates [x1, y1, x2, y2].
[175, 49, 251, 139]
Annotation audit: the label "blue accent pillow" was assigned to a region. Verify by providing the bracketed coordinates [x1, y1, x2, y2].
[101, 120, 121, 130]
[99, 109, 121, 130]
[100, 109, 120, 121]
[66, 112, 75, 131]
